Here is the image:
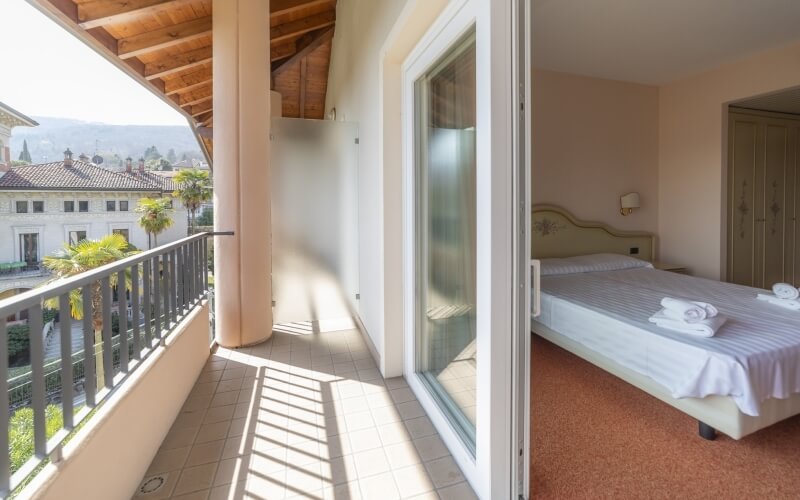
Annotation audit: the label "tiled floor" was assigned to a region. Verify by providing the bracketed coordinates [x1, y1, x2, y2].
[135, 325, 477, 500]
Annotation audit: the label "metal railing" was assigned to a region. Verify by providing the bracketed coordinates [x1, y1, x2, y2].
[0, 233, 214, 496]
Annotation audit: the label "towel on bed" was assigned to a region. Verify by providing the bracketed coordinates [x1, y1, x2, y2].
[757, 293, 800, 310]
[649, 308, 727, 337]
[660, 297, 717, 323]
[772, 283, 800, 300]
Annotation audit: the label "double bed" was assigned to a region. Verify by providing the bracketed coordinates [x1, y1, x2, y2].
[531, 205, 800, 440]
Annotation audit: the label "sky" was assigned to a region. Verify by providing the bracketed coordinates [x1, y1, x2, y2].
[0, 0, 187, 126]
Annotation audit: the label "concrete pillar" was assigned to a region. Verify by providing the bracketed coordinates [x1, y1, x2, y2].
[213, 0, 272, 347]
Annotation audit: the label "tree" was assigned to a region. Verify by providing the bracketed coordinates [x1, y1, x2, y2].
[144, 145, 161, 161]
[173, 169, 213, 234]
[196, 206, 213, 226]
[135, 197, 174, 249]
[43, 234, 138, 385]
[159, 159, 173, 171]
[18, 140, 32, 163]
[167, 148, 177, 164]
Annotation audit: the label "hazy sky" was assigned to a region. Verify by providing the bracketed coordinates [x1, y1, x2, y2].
[0, 0, 187, 126]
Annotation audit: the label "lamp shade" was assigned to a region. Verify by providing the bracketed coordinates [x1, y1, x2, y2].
[620, 192, 640, 209]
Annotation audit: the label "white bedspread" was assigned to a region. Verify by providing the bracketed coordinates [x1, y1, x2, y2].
[534, 268, 800, 416]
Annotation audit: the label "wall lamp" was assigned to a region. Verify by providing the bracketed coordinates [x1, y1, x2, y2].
[620, 192, 640, 216]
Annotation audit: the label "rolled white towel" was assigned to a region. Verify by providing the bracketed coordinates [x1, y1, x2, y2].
[660, 297, 711, 323]
[757, 293, 800, 310]
[649, 308, 726, 338]
[772, 283, 800, 300]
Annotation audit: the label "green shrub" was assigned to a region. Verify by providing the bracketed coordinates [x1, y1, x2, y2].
[8, 325, 30, 362]
[9, 405, 63, 474]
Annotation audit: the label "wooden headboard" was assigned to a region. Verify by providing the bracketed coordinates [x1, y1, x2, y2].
[531, 204, 656, 261]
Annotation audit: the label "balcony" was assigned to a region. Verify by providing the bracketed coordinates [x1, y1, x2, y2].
[134, 326, 476, 500]
[0, 235, 474, 499]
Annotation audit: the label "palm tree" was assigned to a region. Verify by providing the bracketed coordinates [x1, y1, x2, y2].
[173, 169, 212, 234]
[43, 234, 138, 384]
[135, 197, 174, 249]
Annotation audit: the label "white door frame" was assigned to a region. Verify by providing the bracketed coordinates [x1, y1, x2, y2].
[401, 0, 521, 497]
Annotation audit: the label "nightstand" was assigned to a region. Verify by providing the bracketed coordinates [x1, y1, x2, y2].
[651, 261, 689, 275]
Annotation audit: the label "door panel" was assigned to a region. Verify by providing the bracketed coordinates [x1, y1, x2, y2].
[729, 117, 758, 286]
[764, 124, 789, 287]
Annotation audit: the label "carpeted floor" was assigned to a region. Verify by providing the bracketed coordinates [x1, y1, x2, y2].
[530, 334, 800, 499]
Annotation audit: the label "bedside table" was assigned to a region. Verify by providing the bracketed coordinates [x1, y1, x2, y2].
[651, 261, 689, 275]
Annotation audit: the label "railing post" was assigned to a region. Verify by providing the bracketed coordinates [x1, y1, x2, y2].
[82, 285, 96, 407]
[170, 249, 178, 325]
[59, 294, 74, 430]
[118, 270, 129, 374]
[101, 277, 113, 389]
[153, 256, 162, 340]
[29, 303, 46, 458]
[177, 245, 185, 313]
[0, 318, 11, 495]
[132, 264, 141, 360]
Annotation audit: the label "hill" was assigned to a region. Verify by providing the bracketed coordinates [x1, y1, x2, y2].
[9, 116, 205, 167]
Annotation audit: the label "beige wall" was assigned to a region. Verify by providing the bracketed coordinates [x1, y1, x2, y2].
[659, 40, 800, 278]
[532, 70, 660, 234]
[325, 0, 409, 366]
[27, 304, 210, 500]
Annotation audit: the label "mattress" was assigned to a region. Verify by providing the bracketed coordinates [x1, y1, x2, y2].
[534, 267, 800, 416]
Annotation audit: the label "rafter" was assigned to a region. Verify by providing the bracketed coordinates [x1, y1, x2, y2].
[271, 0, 332, 17]
[273, 27, 334, 77]
[180, 93, 212, 107]
[187, 100, 213, 117]
[77, 0, 194, 30]
[196, 126, 213, 140]
[118, 16, 212, 59]
[271, 10, 335, 44]
[165, 68, 212, 95]
[271, 40, 297, 61]
[143, 45, 213, 80]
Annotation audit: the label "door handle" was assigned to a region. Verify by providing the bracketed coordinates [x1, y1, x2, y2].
[531, 259, 541, 318]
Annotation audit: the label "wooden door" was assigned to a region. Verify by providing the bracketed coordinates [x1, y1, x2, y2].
[728, 113, 759, 287]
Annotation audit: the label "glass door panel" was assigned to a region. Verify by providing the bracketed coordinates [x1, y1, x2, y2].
[414, 28, 477, 450]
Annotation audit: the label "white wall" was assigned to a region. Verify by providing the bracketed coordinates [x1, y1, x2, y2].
[0, 191, 189, 264]
[325, 0, 410, 362]
[532, 70, 660, 233]
[659, 40, 800, 278]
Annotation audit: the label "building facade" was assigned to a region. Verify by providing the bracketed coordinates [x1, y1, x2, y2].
[0, 152, 188, 295]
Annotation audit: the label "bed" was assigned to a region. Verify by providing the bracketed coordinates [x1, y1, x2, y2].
[530, 205, 800, 440]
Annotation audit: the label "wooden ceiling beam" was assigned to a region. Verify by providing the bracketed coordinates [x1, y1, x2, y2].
[271, 40, 297, 62]
[165, 68, 213, 95]
[187, 100, 213, 117]
[180, 93, 212, 107]
[144, 45, 213, 80]
[271, 10, 335, 44]
[271, 0, 331, 17]
[272, 27, 334, 77]
[77, 0, 194, 30]
[118, 16, 212, 59]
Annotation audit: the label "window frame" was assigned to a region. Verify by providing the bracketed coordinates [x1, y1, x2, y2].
[119, 200, 129, 212]
[15, 201, 28, 214]
[78, 201, 89, 213]
[106, 201, 116, 212]
[64, 200, 75, 213]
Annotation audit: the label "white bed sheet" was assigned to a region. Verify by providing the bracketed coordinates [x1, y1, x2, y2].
[533, 268, 800, 416]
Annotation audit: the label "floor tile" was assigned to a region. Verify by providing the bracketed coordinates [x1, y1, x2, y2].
[138, 328, 475, 499]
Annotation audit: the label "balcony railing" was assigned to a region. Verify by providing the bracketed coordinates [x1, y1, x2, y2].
[0, 233, 214, 497]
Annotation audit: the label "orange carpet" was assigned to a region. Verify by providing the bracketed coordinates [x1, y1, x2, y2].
[530, 334, 800, 499]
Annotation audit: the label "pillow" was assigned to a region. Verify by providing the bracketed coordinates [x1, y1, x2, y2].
[537, 253, 652, 276]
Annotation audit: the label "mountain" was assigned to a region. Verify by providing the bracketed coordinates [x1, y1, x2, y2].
[9, 116, 205, 166]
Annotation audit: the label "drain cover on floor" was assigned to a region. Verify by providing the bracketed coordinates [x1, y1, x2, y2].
[138, 474, 168, 496]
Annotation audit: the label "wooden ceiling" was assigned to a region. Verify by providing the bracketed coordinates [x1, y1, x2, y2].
[27, 0, 338, 163]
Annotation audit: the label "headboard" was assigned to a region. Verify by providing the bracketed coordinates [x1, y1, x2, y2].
[531, 204, 656, 261]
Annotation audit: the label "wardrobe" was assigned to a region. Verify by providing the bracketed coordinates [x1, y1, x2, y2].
[727, 109, 799, 288]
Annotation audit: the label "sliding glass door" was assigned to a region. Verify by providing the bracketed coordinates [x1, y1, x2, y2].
[414, 28, 478, 450]
[403, 0, 531, 497]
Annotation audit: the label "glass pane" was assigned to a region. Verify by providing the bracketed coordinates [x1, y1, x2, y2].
[414, 28, 477, 450]
[271, 117, 360, 332]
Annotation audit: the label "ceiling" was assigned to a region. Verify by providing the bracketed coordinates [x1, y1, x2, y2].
[27, 0, 338, 163]
[533, 0, 800, 85]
